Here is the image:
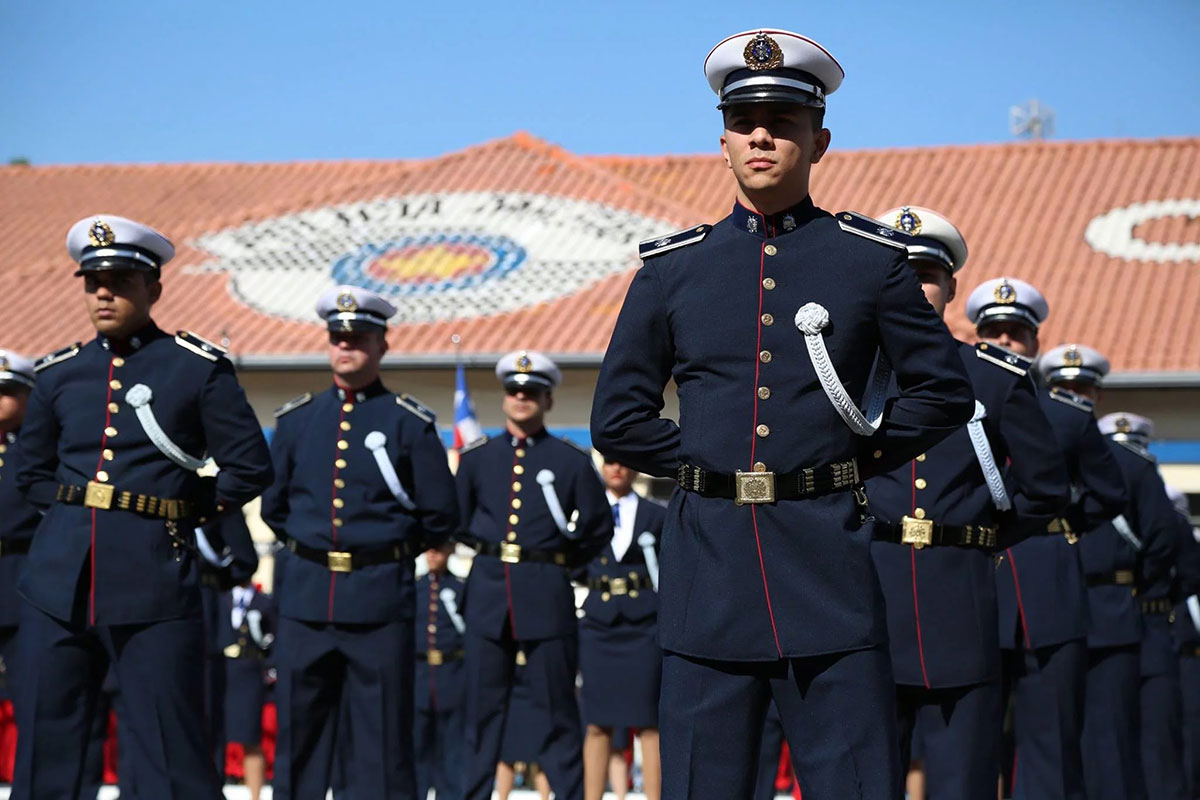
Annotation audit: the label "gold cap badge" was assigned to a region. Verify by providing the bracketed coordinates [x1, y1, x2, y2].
[516, 351, 533, 373]
[1115, 416, 1132, 434]
[1063, 346, 1083, 367]
[743, 32, 783, 71]
[336, 291, 358, 312]
[88, 219, 115, 248]
[993, 279, 1017, 305]
[895, 206, 922, 235]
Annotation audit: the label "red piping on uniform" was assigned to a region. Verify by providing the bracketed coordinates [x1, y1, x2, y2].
[749, 215, 782, 657]
[910, 462, 931, 688]
[1007, 548, 1033, 649]
[90, 358, 118, 626]
[329, 398, 350, 620]
[503, 442, 522, 640]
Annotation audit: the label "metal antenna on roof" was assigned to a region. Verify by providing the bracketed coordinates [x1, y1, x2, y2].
[1010, 99, 1055, 140]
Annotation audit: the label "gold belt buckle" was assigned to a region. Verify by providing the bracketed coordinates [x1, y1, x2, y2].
[84, 481, 115, 510]
[1114, 569, 1135, 585]
[609, 577, 628, 596]
[327, 551, 353, 573]
[427, 649, 444, 666]
[901, 516, 934, 549]
[734, 470, 776, 505]
[223, 643, 242, 659]
[499, 542, 522, 564]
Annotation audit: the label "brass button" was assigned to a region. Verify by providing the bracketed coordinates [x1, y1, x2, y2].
[512, 498, 522, 509]
[600, 557, 608, 565]
[753, 462, 767, 472]
[340, 421, 351, 431]
[104, 426, 117, 437]
[513, 465, 525, 475]
[761, 313, 774, 326]
[108, 402, 119, 414]
[335, 458, 347, 469]
[512, 481, 522, 492]
[915, 478, 927, 490]
[507, 532, 517, 542]
[629, 590, 639, 599]
[0, 444, 5, 453]
[916, 453, 927, 462]
[333, 498, 345, 508]
[509, 514, 519, 525]
[764, 244, 777, 256]
[96, 470, 109, 482]
[109, 379, 122, 390]
[762, 277, 776, 291]
[342, 403, 354, 413]
[515, 448, 526, 458]
[102, 449, 114, 461]
[333, 518, 343, 527]
[337, 440, 349, 450]
[756, 424, 770, 438]
[873, 450, 883, 459]
[429, 603, 438, 612]
[914, 508, 927, 520]
[334, 478, 345, 488]
[758, 386, 770, 400]
[111, 357, 125, 367]
[759, 350, 772, 363]
[428, 624, 437, 634]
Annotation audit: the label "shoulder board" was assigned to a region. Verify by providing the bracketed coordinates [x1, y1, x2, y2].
[273, 392, 312, 418]
[1115, 439, 1156, 464]
[396, 393, 436, 424]
[835, 211, 912, 250]
[34, 342, 82, 372]
[974, 342, 1031, 376]
[1049, 386, 1094, 414]
[458, 435, 490, 455]
[559, 436, 594, 457]
[638, 224, 711, 260]
[174, 331, 227, 362]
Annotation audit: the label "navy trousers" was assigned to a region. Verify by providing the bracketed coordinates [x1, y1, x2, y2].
[1083, 645, 1146, 800]
[13, 600, 218, 800]
[463, 630, 583, 800]
[894, 679, 1002, 799]
[659, 647, 902, 800]
[1141, 667, 1188, 800]
[273, 617, 416, 800]
[415, 706, 464, 800]
[1180, 655, 1200, 798]
[1002, 640, 1087, 800]
[754, 700, 785, 800]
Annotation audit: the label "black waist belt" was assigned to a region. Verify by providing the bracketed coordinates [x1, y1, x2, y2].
[56, 482, 199, 521]
[474, 539, 569, 567]
[874, 517, 998, 550]
[586, 573, 651, 596]
[1086, 570, 1136, 588]
[417, 648, 464, 665]
[0, 539, 31, 557]
[1181, 645, 1200, 659]
[676, 459, 860, 505]
[1141, 598, 1173, 616]
[283, 537, 416, 574]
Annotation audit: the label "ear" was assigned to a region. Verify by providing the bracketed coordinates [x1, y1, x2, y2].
[946, 276, 958, 304]
[545, 392, 555, 413]
[378, 332, 389, 356]
[812, 128, 831, 164]
[719, 134, 732, 169]
[147, 279, 163, 306]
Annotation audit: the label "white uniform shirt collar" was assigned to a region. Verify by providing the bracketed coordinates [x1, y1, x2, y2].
[606, 490, 639, 561]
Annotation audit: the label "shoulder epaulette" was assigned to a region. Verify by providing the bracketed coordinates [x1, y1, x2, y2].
[835, 211, 912, 250]
[174, 331, 227, 362]
[458, 435, 490, 455]
[638, 224, 711, 260]
[1049, 386, 1094, 414]
[1115, 439, 1156, 464]
[975, 342, 1031, 376]
[560, 436, 594, 457]
[273, 392, 312, 418]
[34, 342, 82, 372]
[396, 393, 435, 424]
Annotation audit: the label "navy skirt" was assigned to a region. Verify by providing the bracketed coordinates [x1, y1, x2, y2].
[579, 615, 662, 728]
[223, 657, 266, 745]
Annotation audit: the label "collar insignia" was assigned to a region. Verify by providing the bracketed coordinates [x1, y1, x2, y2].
[747, 216, 759, 234]
[782, 214, 796, 232]
[743, 32, 783, 71]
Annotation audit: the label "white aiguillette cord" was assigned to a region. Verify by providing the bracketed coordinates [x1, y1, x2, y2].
[536, 469, 571, 536]
[966, 401, 1012, 511]
[125, 383, 210, 470]
[364, 431, 417, 511]
[637, 532, 659, 591]
[438, 586, 467, 635]
[794, 303, 886, 436]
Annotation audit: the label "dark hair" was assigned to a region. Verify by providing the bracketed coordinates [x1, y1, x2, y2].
[809, 106, 825, 132]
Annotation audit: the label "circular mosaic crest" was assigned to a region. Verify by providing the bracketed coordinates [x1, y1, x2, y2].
[189, 192, 669, 324]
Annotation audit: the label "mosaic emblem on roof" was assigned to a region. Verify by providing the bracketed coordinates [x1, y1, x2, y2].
[1085, 199, 1200, 263]
[189, 192, 667, 324]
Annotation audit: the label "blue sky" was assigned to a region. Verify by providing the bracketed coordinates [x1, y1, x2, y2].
[3, 0, 1198, 165]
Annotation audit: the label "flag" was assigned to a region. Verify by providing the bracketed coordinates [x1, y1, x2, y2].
[453, 361, 483, 450]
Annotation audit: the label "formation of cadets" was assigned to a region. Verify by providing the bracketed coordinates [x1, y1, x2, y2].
[0, 24, 1196, 800]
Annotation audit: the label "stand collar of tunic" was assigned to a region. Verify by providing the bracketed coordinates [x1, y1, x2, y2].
[508, 427, 551, 448]
[731, 196, 819, 239]
[333, 377, 388, 403]
[97, 319, 163, 355]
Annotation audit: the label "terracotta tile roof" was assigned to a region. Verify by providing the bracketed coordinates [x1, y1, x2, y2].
[2, 134, 1198, 374]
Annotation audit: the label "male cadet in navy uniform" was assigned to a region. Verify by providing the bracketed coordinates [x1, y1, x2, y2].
[260, 285, 459, 800]
[970, 277, 1128, 799]
[1167, 485, 1200, 797]
[13, 215, 273, 799]
[1039, 348, 1175, 800]
[863, 208, 1069, 797]
[220, 577, 275, 800]
[590, 30, 974, 799]
[414, 543, 466, 800]
[456, 350, 611, 800]
[1098, 413, 1198, 800]
[0, 352, 38, 732]
[579, 460, 666, 800]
